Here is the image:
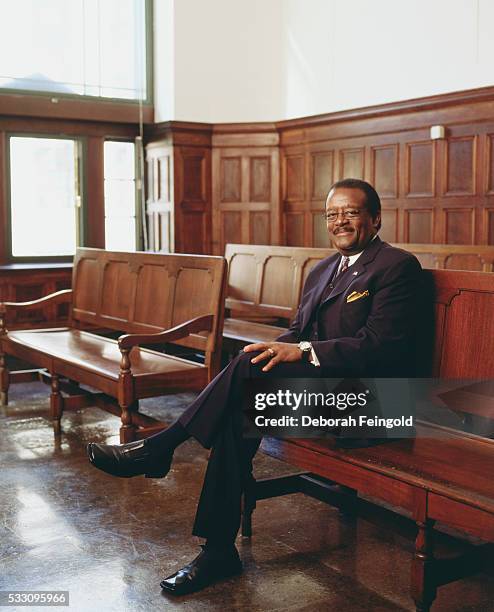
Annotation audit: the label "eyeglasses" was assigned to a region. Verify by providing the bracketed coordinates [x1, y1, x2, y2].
[323, 208, 365, 222]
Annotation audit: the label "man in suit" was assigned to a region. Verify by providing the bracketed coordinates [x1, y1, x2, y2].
[87, 178, 421, 595]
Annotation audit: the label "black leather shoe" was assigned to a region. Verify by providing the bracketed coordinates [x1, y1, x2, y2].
[160, 546, 242, 596]
[87, 439, 172, 478]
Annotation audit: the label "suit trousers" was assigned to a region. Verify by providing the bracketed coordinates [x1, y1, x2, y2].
[178, 350, 321, 543]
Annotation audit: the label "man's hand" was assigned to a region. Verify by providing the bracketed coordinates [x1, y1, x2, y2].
[243, 342, 303, 372]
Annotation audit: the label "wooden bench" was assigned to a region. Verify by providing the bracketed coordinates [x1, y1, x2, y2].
[223, 242, 494, 350]
[0, 248, 227, 442]
[224, 244, 331, 348]
[242, 269, 494, 611]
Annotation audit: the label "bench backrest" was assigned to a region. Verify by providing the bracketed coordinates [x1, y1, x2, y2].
[426, 269, 494, 378]
[71, 249, 227, 375]
[400, 244, 494, 273]
[225, 243, 494, 324]
[225, 244, 332, 320]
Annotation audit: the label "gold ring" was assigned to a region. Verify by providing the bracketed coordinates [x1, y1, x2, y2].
[267, 347, 275, 357]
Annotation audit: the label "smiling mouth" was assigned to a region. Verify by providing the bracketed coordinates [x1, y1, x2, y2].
[334, 230, 354, 236]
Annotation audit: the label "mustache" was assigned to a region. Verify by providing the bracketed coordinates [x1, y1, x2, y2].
[333, 228, 355, 235]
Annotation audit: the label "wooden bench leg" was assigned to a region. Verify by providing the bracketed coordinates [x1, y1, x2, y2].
[411, 519, 437, 612]
[120, 400, 138, 443]
[0, 351, 9, 406]
[50, 373, 63, 435]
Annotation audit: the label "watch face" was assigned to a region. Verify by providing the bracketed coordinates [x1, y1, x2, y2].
[300, 342, 311, 352]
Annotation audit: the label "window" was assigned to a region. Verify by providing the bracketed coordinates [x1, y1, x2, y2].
[104, 141, 138, 251]
[9, 136, 81, 258]
[0, 0, 150, 102]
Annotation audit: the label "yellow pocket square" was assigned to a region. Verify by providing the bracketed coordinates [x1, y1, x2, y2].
[346, 290, 369, 303]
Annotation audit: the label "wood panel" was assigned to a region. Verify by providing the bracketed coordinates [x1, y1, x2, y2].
[221, 157, 242, 202]
[440, 289, 494, 378]
[211, 128, 280, 255]
[313, 211, 328, 247]
[405, 141, 435, 197]
[285, 213, 304, 247]
[175, 146, 211, 254]
[405, 210, 433, 243]
[250, 157, 271, 202]
[222, 211, 242, 246]
[0, 92, 153, 124]
[311, 151, 334, 200]
[249, 211, 270, 245]
[487, 134, 494, 195]
[443, 136, 476, 196]
[371, 144, 398, 198]
[85, 137, 105, 248]
[445, 209, 474, 245]
[182, 154, 206, 202]
[145, 142, 174, 252]
[339, 148, 364, 180]
[0, 266, 72, 329]
[285, 154, 305, 201]
[379, 208, 399, 243]
[488, 209, 494, 245]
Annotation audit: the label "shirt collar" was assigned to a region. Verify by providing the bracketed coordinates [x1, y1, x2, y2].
[340, 234, 378, 268]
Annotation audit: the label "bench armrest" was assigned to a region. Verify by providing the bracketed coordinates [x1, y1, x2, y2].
[118, 314, 214, 350]
[0, 289, 73, 314]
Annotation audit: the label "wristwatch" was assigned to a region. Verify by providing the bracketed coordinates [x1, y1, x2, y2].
[298, 341, 313, 361]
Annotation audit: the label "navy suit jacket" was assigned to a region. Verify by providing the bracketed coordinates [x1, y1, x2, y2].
[277, 236, 422, 377]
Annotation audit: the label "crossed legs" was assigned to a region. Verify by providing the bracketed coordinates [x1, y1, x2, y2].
[88, 349, 321, 594]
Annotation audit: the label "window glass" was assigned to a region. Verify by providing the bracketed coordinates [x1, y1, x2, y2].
[0, 0, 147, 100]
[104, 141, 137, 251]
[9, 137, 78, 257]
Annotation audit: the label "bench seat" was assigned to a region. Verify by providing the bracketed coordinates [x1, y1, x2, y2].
[0, 249, 227, 441]
[6, 328, 205, 380]
[263, 423, 494, 519]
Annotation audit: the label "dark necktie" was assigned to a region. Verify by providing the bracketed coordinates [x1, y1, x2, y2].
[337, 256, 350, 277]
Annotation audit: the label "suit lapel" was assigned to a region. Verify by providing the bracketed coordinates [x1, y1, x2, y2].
[299, 253, 340, 329]
[321, 236, 383, 304]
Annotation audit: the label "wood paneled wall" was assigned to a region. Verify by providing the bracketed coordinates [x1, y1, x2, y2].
[211, 125, 280, 255]
[144, 123, 212, 254]
[279, 88, 494, 247]
[0, 265, 72, 329]
[145, 86, 494, 254]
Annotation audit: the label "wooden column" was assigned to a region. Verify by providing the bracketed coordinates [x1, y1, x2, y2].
[85, 136, 105, 248]
[144, 122, 213, 254]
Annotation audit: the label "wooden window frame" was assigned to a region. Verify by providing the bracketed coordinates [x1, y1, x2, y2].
[0, 0, 154, 124]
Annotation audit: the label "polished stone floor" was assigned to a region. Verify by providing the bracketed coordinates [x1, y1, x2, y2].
[1, 381, 494, 612]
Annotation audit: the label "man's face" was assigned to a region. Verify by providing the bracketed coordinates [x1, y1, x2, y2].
[325, 187, 380, 255]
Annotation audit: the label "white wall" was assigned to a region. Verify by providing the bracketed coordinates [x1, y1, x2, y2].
[154, 0, 494, 123]
[282, 0, 494, 119]
[153, 0, 175, 121]
[154, 0, 284, 123]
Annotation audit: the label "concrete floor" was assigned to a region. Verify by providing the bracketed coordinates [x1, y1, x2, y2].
[1, 381, 494, 612]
